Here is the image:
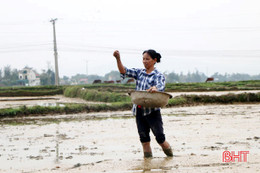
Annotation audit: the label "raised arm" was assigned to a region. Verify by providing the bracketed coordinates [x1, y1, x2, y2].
[113, 50, 126, 74]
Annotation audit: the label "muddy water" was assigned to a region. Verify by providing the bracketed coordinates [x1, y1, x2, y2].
[0, 95, 107, 109]
[0, 104, 260, 172]
[169, 90, 260, 97]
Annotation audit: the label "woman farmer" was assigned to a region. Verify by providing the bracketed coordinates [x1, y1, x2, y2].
[113, 49, 173, 158]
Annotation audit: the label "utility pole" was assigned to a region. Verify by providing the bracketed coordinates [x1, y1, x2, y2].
[50, 18, 59, 86]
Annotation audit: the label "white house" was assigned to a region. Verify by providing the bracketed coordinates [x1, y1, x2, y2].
[18, 67, 40, 86]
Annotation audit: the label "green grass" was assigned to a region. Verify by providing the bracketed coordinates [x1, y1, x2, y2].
[64, 86, 131, 102]
[0, 102, 132, 118]
[0, 86, 63, 97]
[76, 80, 260, 92]
[165, 80, 260, 92]
[166, 92, 260, 106]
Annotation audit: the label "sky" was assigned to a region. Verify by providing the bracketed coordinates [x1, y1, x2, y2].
[0, 0, 259, 77]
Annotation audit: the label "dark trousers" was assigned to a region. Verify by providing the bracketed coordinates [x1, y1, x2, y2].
[136, 107, 166, 144]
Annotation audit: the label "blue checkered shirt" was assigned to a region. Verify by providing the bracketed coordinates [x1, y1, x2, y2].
[121, 67, 166, 116]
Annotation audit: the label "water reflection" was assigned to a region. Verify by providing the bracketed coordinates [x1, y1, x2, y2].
[133, 157, 173, 172]
[37, 103, 65, 107]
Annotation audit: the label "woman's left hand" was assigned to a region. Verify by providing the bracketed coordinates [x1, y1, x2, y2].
[147, 86, 157, 93]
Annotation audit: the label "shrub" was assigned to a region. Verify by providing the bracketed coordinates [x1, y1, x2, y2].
[63, 86, 131, 103]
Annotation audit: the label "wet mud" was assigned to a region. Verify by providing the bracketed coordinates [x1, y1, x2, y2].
[0, 103, 259, 172]
[0, 95, 107, 109]
[169, 90, 260, 97]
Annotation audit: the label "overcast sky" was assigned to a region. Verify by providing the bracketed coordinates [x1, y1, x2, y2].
[0, 0, 259, 77]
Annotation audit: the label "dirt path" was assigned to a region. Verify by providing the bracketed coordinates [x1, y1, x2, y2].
[0, 104, 259, 172]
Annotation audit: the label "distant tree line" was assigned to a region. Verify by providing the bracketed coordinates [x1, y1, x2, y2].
[1, 66, 260, 86]
[68, 71, 122, 84]
[0, 65, 19, 86]
[69, 70, 260, 84]
[0, 65, 55, 86]
[164, 71, 260, 83]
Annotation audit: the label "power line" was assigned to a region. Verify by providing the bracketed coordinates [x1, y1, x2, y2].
[0, 49, 52, 53]
[0, 43, 51, 50]
[0, 45, 259, 58]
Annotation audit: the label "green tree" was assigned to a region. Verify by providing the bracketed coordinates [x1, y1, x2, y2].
[166, 72, 179, 83]
[70, 74, 103, 84]
[0, 68, 2, 81]
[3, 65, 11, 80]
[40, 69, 55, 85]
[10, 68, 19, 81]
[61, 76, 70, 85]
[104, 71, 120, 81]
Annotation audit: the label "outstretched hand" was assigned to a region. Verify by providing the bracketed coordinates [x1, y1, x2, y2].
[113, 50, 120, 60]
[147, 86, 157, 93]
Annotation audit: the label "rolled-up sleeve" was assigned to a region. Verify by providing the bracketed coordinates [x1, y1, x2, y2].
[155, 73, 166, 91]
[120, 67, 138, 80]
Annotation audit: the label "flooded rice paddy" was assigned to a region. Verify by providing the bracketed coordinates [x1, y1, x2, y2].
[0, 95, 105, 109]
[169, 90, 260, 97]
[0, 91, 259, 172]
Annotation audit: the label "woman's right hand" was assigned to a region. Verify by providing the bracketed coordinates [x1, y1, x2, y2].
[113, 50, 126, 74]
[113, 50, 120, 60]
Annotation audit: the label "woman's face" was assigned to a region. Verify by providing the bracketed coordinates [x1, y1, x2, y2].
[143, 53, 157, 70]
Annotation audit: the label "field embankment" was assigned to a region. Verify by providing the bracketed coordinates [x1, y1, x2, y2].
[165, 80, 260, 92]
[1, 80, 260, 97]
[63, 86, 131, 102]
[0, 80, 260, 118]
[0, 92, 260, 118]
[0, 86, 63, 97]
